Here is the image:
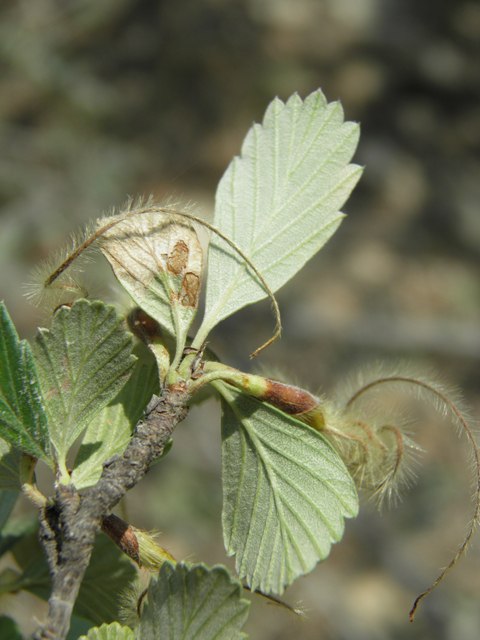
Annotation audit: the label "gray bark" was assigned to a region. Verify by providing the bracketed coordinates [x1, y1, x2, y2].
[33, 386, 189, 640]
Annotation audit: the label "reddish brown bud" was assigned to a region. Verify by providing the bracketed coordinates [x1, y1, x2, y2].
[101, 514, 140, 565]
[128, 307, 163, 343]
[260, 379, 318, 415]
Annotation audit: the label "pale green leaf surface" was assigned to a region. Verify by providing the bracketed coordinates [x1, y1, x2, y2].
[32, 300, 136, 464]
[0, 302, 50, 461]
[72, 344, 160, 489]
[200, 90, 362, 335]
[98, 214, 203, 348]
[140, 561, 249, 640]
[79, 622, 135, 640]
[0, 439, 21, 490]
[215, 382, 358, 594]
[11, 531, 136, 625]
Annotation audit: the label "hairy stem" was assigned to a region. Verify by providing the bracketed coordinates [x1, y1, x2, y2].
[33, 384, 189, 640]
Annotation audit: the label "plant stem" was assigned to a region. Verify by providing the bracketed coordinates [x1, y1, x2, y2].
[33, 384, 189, 640]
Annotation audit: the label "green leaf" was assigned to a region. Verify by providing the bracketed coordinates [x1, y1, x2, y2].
[98, 213, 203, 349]
[68, 617, 95, 640]
[32, 300, 136, 470]
[0, 438, 21, 491]
[215, 382, 358, 595]
[11, 530, 136, 625]
[0, 301, 51, 461]
[72, 344, 160, 490]
[8, 528, 50, 595]
[199, 90, 362, 338]
[0, 489, 18, 530]
[140, 562, 250, 640]
[0, 513, 38, 558]
[79, 622, 135, 640]
[0, 568, 22, 596]
[74, 532, 135, 624]
[0, 616, 23, 640]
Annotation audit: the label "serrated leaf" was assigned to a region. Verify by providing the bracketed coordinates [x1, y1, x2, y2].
[200, 90, 362, 336]
[72, 344, 160, 490]
[0, 438, 21, 491]
[11, 530, 136, 625]
[0, 301, 51, 461]
[79, 622, 135, 640]
[140, 562, 249, 640]
[32, 300, 136, 468]
[215, 382, 358, 594]
[98, 213, 203, 348]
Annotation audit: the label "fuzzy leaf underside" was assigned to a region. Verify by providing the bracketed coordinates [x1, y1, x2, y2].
[0, 302, 50, 461]
[79, 622, 135, 640]
[32, 300, 136, 465]
[72, 344, 160, 489]
[98, 214, 203, 348]
[215, 382, 358, 594]
[140, 562, 250, 640]
[201, 89, 362, 334]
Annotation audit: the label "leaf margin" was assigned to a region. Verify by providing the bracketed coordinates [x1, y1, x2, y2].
[215, 381, 358, 594]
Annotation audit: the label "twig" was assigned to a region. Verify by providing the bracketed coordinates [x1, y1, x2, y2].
[33, 385, 189, 640]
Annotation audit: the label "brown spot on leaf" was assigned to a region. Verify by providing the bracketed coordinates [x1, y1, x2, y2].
[45, 386, 60, 400]
[167, 240, 189, 275]
[180, 272, 200, 307]
[60, 376, 72, 395]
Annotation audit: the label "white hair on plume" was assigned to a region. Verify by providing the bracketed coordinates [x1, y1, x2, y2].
[24, 195, 281, 356]
[327, 360, 480, 619]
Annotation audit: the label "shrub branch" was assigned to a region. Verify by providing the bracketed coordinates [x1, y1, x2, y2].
[33, 385, 189, 640]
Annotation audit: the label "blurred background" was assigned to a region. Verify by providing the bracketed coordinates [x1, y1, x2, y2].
[1, 0, 480, 638]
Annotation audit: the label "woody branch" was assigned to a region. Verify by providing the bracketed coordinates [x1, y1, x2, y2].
[33, 385, 189, 640]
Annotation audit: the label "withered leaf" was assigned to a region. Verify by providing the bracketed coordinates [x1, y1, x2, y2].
[98, 211, 203, 341]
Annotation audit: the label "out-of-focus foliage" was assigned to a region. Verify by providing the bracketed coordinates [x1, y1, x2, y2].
[1, 1, 480, 640]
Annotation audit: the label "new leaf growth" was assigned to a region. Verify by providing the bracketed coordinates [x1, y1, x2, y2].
[1, 88, 475, 640]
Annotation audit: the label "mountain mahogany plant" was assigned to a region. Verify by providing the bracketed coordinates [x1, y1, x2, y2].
[0, 89, 479, 640]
